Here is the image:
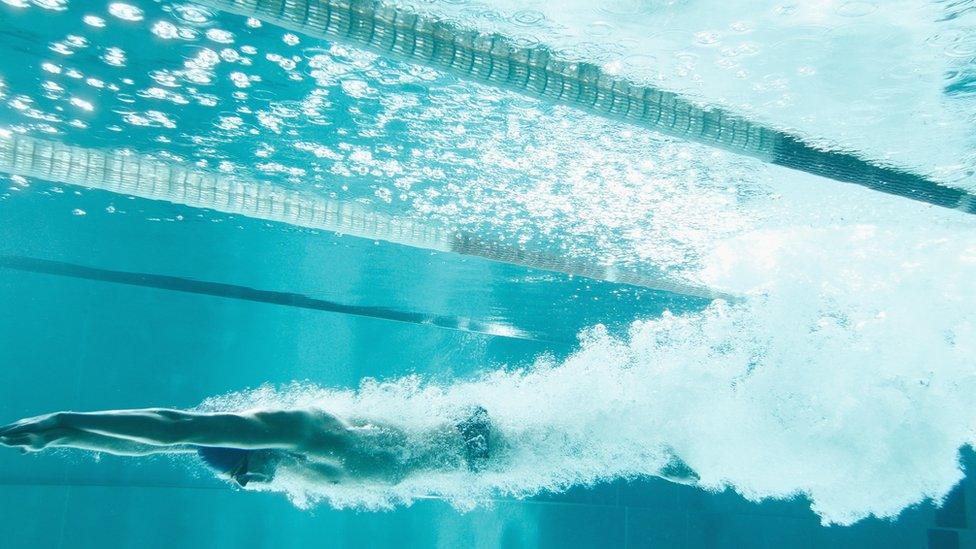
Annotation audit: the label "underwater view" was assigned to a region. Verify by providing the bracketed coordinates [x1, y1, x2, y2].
[2, 0, 976, 547]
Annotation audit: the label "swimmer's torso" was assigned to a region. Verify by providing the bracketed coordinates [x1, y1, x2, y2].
[202, 407, 494, 488]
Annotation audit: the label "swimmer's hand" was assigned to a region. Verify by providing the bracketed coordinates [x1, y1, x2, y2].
[0, 413, 75, 452]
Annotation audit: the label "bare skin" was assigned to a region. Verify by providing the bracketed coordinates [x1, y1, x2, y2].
[0, 407, 699, 489]
[0, 408, 422, 487]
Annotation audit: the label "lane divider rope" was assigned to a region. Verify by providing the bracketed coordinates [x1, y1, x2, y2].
[196, 0, 976, 214]
[0, 132, 730, 300]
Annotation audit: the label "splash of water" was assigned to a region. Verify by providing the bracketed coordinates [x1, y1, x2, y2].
[160, 108, 975, 527]
[197, 199, 976, 525]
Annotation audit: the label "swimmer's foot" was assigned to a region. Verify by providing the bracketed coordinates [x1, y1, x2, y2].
[658, 458, 700, 486]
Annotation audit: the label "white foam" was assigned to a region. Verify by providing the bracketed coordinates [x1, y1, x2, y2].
[198, 171, 976, 525]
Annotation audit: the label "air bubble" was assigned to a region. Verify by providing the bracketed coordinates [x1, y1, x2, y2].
[511, 10, 544, 27]
[83, 15, 106, 27]
[836, 1, 878, 17]
[108, 3, 143, 21]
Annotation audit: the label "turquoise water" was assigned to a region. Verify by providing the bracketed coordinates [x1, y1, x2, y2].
[2, 1, 976, 547]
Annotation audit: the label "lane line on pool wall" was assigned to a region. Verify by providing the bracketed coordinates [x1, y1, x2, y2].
[0, 255, 562, 343]
[195, 0, 976, 215]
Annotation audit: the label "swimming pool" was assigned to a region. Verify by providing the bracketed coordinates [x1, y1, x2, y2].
[1, 1, 976, 547]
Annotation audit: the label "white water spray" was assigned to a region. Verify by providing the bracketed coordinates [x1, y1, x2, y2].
[199, 187, 976, 525]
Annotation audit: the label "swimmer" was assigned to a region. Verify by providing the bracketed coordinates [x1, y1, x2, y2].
[0, 405, 699, 489]
[0, 406, 495, 488]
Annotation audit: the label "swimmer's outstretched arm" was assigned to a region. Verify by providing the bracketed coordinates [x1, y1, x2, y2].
[41, 430, 197, 457]
[0, 413, 177, 455]
[1, 408, 345, 454]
